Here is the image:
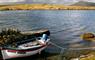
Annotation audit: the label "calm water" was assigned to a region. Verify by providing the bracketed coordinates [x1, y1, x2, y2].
[0, 10, 95, 53]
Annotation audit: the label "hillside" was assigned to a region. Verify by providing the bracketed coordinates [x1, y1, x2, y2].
[0, 4, 95, 10]
[71, 1, 95, 6]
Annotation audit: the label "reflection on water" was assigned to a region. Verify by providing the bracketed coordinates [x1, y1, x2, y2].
[0, 10, 95, 53]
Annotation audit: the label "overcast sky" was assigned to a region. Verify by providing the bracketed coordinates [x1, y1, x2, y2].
[0, 0, 95, 5]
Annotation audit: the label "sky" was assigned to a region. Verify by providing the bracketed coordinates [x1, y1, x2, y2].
[0, 0, 95, 5]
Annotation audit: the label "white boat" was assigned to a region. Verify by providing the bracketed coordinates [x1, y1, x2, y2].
[0, 29, 50, 59]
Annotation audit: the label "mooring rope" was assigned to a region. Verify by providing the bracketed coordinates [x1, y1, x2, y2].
[49, 41, 95, 50]
[49, 41, 95, 60]
[49, 42, 65, 50]
[49, 41, 68, 60]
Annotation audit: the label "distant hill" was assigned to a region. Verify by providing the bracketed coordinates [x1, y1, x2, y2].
[0, 4, 95, 10]
[71, 1, 95, 6]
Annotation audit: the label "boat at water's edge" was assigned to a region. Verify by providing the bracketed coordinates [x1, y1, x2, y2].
[0, 29, 50, 59]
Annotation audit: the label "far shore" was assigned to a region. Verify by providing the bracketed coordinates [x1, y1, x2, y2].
[0, 4, 95, 11]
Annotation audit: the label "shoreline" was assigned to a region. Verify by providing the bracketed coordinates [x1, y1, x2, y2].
[6, 49, 95, 60]
[0, 4, 95, 11]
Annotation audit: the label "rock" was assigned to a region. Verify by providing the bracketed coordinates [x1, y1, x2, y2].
[81, 33, 95, 41]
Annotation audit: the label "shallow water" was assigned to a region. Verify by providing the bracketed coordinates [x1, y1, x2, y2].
[0, 10, 95, 53]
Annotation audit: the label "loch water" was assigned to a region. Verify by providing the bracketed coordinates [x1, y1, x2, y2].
[0, 10, 95, 59]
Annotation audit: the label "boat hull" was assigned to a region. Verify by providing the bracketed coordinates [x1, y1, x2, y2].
[0, 29, 50, 59]
[1, 45, 47, 59]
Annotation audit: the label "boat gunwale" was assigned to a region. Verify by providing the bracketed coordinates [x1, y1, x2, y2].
[1, 45, 46, 52]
